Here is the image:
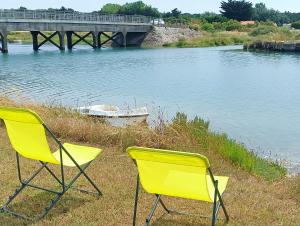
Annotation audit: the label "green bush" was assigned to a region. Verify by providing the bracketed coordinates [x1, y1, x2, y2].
[249, 25, 278, 36]
[176, 38, 188, 47]
[212, 22, 226, 30]
[223, 19, 242, 31]
[291, 21, 300, 29]
[210, 20, 242, 31]
[201, 22, 215, 32]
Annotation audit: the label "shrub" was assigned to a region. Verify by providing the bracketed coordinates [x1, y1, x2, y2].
[211, 20, 242, 31]
[224, 19, 243, 31]
[250, 25, 277, 36]
[200, 22, 215, 32]
[212, 22, 226, 30]
[291, 20, 300, 29]
[176, 38, 187, 47]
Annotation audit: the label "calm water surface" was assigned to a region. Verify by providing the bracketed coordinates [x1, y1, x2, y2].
[1, 44, 300, 165]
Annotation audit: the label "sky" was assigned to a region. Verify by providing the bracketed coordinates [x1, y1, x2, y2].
[1, 0, 300, 13]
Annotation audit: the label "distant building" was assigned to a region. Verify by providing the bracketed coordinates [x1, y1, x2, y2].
[240, 21, 256, 25]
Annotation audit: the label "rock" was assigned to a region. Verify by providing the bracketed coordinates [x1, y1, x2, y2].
[142, 26, 202, 48]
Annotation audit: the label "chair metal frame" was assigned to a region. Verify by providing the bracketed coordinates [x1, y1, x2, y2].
[132, 162, 229, 226]
[0, 123, 102, 221]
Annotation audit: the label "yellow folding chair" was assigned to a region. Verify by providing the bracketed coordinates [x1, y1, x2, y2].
[0, 106, 102, 220]
[127, 146, 229, 226]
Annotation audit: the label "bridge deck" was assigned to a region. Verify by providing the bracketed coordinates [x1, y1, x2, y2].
[0, 10, 153, 25]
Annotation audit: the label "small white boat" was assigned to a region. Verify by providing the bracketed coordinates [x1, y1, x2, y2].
[78, 105, 149, 125]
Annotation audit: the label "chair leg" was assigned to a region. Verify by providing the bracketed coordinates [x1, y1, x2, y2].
[80, 166, 103, 196]
[41, 161, 100, 196]
[0, 157, 102, 220]
[156, 195, 170, 214]
[133, 174, 140, 226]
[60, 147, 103, 197]
[217, 192, 229, 222]
[211, 180, 218, 226]
[1, 161, 47, 210]
[144, 195, 161, 226]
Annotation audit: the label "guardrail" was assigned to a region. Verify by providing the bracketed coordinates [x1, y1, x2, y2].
[0, 10, 153, 24]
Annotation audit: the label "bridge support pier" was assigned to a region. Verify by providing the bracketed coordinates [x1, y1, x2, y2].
[31, 31, 65, 51]
[66, 31, 97, 50]
[126, 32, 148, 47]
[66, 31, 73, 50]
[0, 31, 8, 53]
[58, 31, 65, 51]
[99, 32, 125, 48]
[31, 31, 39, 51]
[97, 32, 102, 48]
[123, 32, 127, 47]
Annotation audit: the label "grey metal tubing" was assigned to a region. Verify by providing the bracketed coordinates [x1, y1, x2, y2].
[0, 10, 153, 24]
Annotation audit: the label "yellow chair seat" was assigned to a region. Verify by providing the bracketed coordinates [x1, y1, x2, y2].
[128, 147, 229, 203]
[207, 175, 229, 202]
[53, 143, 102, 167]
[127, 146, 230, 226]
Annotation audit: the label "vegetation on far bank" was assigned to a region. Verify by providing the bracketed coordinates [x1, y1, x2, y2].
[163, 22, 300, 48]
[0, 96, 298, 226]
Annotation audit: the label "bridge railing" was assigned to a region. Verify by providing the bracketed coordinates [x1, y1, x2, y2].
[0, 10, 153, 24]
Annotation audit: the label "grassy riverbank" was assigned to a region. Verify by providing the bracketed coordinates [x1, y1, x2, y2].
[0, 96, 298, 225]
[163, 31, 251, 48]
[163, 25, 300, 48]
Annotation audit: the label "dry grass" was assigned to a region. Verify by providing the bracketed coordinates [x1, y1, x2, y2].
[0, 97, 299, 226]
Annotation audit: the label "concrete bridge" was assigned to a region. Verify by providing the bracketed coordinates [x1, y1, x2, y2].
[0, 10, 153, 53]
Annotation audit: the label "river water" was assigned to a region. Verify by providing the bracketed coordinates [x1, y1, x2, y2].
[0, 44, 300, 167]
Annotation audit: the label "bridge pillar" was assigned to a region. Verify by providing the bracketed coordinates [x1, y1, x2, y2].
[123, 32, 127, 47]
[31, 31, 39, 51]
[92, 32, 97, 49]
[97, 32, 102, 48]
[58, 31, 65, 51]
[66, 31, 73, 50]
[0, 30, 8, 53]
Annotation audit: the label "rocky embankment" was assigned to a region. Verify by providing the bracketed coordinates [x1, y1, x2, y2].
[142, 26, 202, 48]
[244, 41, 300, 52]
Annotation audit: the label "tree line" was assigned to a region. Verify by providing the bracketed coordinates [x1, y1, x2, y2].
[15, 1, 300, 26]
[98, 1, 300, 26]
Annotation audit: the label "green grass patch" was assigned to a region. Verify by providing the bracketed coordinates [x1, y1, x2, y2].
[172, 112, 287, 181]
[163, 32, 251, 48]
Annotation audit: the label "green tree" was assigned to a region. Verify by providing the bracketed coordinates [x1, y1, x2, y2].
[118, 1, 160, 17]
[171, 8, 181, 18]
[100, 3, 121, 14]
[199, 12, 228, 23]
[252, 3, 272, 21]
[291, 21, 300, 29]
[18, 6, 27, 11]
[220, 0, 253, 21]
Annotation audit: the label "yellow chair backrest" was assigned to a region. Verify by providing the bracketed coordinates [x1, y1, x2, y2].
[127, 147, 214, 202]
[0, 107, 59, 164]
